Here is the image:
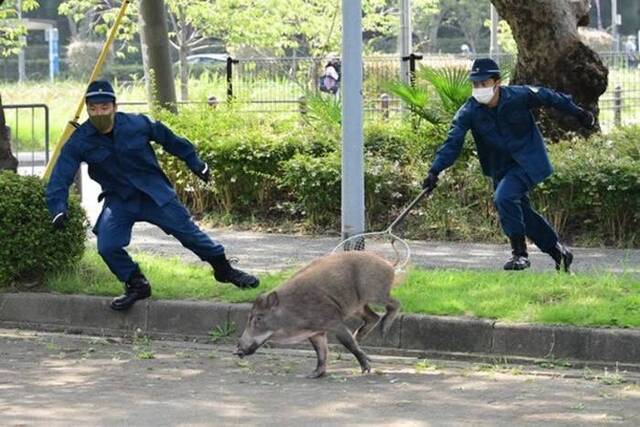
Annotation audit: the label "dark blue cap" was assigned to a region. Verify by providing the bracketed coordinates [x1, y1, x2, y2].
[85, 80, 116, 103]
[469, 58, 501, 81]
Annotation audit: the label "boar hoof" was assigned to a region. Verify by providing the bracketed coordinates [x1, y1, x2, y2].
[307, 368, 326, 379]
[360, 362, 371, 374]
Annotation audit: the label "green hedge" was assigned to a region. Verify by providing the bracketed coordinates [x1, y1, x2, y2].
[156, 105, 640, 247]
[0, 172, 88, 286]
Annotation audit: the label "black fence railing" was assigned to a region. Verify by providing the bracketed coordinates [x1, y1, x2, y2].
[3, 104, 49, 176]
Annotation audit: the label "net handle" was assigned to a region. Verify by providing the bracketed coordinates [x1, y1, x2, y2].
[387, 187, 433, 232]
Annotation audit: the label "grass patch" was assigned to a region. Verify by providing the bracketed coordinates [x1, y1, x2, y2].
[44, 249, 288, 303]
[398, 268, 640, 327]
[34, 249, 640, 328]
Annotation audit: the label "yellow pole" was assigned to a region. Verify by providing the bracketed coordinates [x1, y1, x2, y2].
[43, 0, 131, 180]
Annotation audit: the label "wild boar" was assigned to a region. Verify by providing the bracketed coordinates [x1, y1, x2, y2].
[234, 251, 401, 378]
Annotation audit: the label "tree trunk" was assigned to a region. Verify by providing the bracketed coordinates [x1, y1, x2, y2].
[179, 28, 189, 102]
[490, 0, 608, 140]
[139, 0, 177, 113]
[0, 95, 18, 173]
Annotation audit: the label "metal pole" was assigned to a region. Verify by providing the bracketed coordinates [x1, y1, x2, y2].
[341, 0, 364, 240]
[614, 85, 622, 127]
[399, 0, 412, 84]
[611, 0, 619, 53]
[17, 0, 26, 83]
[226, 56, 239, 101]
[490, 4, 500, 61]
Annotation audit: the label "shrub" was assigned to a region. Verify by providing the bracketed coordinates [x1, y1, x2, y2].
[157, 106, 305, 217]
[66, 40, 113, 80]
[0, 172, 87, 286]
[155, 103, 640, 247]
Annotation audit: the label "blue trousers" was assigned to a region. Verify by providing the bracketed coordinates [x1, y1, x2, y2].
[94, 193, 225, 282]
[493, 165, 558, 252]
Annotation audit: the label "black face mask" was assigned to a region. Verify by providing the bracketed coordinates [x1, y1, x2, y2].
[89, 112, 115, 133]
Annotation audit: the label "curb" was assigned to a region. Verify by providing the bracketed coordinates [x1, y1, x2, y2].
[1, 292, 639, 366]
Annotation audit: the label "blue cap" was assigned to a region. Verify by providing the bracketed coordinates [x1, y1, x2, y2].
[85, 80, 116, 103]
[469, 58, 501, 81]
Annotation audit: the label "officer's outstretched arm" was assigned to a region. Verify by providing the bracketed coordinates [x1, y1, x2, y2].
[46, 141, 81, 218]
[429, 107, 471, 176]
[524, 86, 582, 116]
[145, 116, 205, 173]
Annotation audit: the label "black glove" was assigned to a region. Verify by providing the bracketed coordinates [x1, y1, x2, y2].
[52, 212, 67, 230]
[194, 163, 210, 183]
[422, 172, 439, 191]
[577, 108, 595, 129]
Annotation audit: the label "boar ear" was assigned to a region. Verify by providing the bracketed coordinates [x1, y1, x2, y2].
[265, 291, 279, 309]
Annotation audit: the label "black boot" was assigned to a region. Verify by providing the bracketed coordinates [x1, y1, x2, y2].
[504, 235, 531, 271]
[110, 268, 152, 311]
[546, 242, 574, 273]
[209, 255, 259, 289]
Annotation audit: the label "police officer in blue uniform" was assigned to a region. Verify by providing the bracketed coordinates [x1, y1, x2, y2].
[422, 58, 595, 272]
[47, 80, 259, 310]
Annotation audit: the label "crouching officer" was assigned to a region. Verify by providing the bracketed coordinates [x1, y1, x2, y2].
[422, 58, 596, 272]
[47, 80, 259, 310]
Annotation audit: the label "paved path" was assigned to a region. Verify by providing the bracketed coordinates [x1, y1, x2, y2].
[88, 223, 640, 275]
[1, 329, 638, 426]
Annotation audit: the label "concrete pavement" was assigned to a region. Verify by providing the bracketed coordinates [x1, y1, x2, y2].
[1, 328, 638, 427]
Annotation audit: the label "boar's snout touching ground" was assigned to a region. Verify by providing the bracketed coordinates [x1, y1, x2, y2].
[234, 251, 402, 378]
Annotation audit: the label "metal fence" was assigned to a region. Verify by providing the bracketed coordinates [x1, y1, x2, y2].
[3, 104, 49, 176]
[196, 52, 639, 127]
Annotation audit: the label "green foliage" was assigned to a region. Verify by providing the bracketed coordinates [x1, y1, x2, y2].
[156, 106, 304, 217]
[383, 80, 442, 125]
[418, 66, 472, 116]
[0, 0, 39, 57]
[301, 92, 342, 134]
[156, 103, 640, 247]
[537, 131, 640, 246]
[0, 172, 87, 286]
[385, 66, 471, 125]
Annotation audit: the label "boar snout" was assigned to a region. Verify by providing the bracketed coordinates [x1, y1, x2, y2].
[234, 341, 259, 358]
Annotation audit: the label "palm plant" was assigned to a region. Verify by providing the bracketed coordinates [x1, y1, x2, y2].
[385, 65, 473, 123]
[419, 66, 472, 115]
[383, 80, 442, 125]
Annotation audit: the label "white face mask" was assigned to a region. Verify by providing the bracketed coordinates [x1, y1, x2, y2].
[472, 85, 496, 104]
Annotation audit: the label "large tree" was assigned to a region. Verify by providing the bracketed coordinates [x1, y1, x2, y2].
[490, 0, 608, 139]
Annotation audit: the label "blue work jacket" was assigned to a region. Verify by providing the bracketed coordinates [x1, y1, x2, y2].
[429, 85, 583, 184]
[46, 112, 205, 216]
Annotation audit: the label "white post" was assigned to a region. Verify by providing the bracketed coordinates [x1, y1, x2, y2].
[399, 0, 412, 84]
[47, 28, 59, 82]
[341, 0, 365, 240]
[17, 0, 26, 83]
[611, 0, 619, 53]
[490, 4, 500, 60]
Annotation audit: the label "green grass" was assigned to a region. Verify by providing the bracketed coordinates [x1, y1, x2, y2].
[35, 249, 640, 328]
[44, 249, 288, 303]
[398, 268, 640, 327]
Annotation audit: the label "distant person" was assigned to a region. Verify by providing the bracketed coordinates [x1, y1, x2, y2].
[624, 36, 638, 68]
[319, 57, 341, 95]
[47, 80, 259, 311]
[422, 58, 596, 273]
